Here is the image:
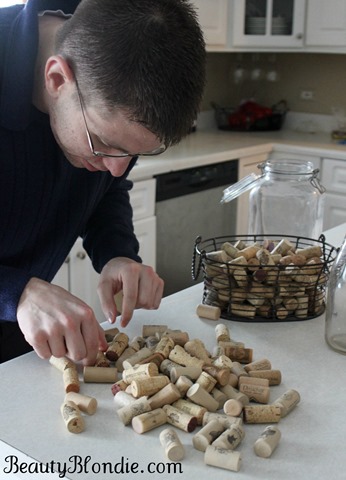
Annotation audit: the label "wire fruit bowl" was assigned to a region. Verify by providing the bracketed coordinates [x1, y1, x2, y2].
[192, 234, 338, 322]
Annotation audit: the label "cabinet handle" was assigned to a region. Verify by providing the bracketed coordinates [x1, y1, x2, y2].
[64, 256, 70, 264]
[296, 33, 303, 40]
[76, 251, 86, 260]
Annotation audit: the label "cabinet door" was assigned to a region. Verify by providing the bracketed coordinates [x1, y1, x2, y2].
[192, 0, 228, 45]
[133, 216, 156, 270]
[233, 0, 305, 48]
[321, 158, 346, 230]
[306, 0, 346, 47]
[69, 239, 104, 322]
[323, 193, 346, 231]
[236, 153, 269, 235]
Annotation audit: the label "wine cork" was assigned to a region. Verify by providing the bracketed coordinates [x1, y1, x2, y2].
[115, 347, 137, 372]
[172, 398, 207, 425]
[210, 387, 228, 409]
[94, 351, 111, 367]
[272, 238, 294, 256]
[192, 419, 225, 452]
[159, 358, 181, 376]
[131, 408, 167, 434]
[204, 445, 241, 472]
[161, 330, 189, 347]
[63, 366, 80, 393]
[248, 369, 282, 386]
[104, 326, 120, 342]
[136, 352, 165, 368]
[106, 332, 129, 361]
[212, 354, 233, 370]
[163, 405, 198, 432]
[244, 358, 272, 372]
[154, 336, 175, 358]
[113, 391, 136, 409]
[215, 323, 231, 342]
[186, 384, 219, 412]
[122, 347, 153, 369]
[145, 335, 159, 349]
[223, 398, 243, 417]
[196, 304, 221, 320]
[273, 389, 301, 417]
[49, 355, 75, 372]
[243, 405, 281, 424]
[83, 366, 117, 383]
[203, 411, 243, 428]
[159, 428, 185, 461]
[117, 397, 151, 426]
[131, 375, 170, 398]
[223, 346, 253, 364]
[65, 392, 97, 415]
[254, 425, 281, 458]
[231, 303, 256, 319]
[239, 383, 270, 404]
[296, 245, 322, 259]
[111, 379, 128, 395]
[175, 375, 193, 396]
[230, 361, 249, 378]
[220, 385, 249, 406]
[202, 365, 230, 386]
[212, 423, 245, 450]
[184, 339, 211, 365]
[196, 371, 217, 393]
[170, 366, 202, 383]
[122, 363, 159, 383]
[238, 376, 270, 388]
[60, 401, 85, 434]
[142, 325, 168, 337]
[147, 383, 181, 410]
[169, 345, 205, 369]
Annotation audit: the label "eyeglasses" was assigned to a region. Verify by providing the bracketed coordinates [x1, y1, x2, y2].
[75, 79, 167, 158]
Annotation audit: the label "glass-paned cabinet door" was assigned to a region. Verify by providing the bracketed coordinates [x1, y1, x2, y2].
[233, 0, 305, 48]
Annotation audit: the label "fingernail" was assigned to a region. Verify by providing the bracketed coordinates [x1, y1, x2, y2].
[108, 311, 115, 323]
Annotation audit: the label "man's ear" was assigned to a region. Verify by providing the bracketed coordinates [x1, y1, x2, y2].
[45, 55, 74, 98]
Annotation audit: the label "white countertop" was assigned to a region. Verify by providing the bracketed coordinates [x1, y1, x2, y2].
[0, 224, 345, 480]
[129, 128, 346, 181]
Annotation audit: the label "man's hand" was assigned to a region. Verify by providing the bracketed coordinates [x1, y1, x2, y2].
[17, 278, 108, 365]
[97, 257, 164, 328]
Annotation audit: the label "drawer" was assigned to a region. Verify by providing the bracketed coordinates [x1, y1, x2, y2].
[321, 158, 346, 195]
[129, 178, 156, 221]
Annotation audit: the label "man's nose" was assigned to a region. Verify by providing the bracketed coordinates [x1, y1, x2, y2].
[102, 156, 133, 177]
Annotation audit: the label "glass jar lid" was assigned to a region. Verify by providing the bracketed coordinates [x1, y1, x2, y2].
[221, 172, 263, 204]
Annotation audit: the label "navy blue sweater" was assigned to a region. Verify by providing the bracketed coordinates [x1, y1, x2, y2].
[0, 0, 140, 323]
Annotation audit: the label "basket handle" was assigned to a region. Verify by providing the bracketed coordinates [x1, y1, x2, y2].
[191, 235, 203, 281]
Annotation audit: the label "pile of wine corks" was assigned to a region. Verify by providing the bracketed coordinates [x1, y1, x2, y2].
[201, 237, 327, 321]
[109, 322, 301, 472]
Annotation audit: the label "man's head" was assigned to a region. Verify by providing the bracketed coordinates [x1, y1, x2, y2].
[55, 0, 206, 147]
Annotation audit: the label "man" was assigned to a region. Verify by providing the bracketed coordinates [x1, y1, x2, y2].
[0, 0, 206, 364]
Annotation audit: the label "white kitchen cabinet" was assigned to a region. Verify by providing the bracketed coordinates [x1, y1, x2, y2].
[191, 0, 228, 46]
[52, 178, 157, 321]
[236, 152, 269, 234]
[232, 0, 305, 48]
[305, 0, 346, 47]
[321, 158, 346, 230]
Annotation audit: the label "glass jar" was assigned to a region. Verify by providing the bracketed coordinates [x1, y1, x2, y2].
[222, 159, 325, 238]
[325, 236, 346, 354]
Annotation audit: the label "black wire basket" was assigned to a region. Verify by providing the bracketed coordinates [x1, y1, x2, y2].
[192, 234, 338, 322]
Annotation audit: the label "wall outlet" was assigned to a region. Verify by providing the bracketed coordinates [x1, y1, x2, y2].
[300, 90, 314, 100]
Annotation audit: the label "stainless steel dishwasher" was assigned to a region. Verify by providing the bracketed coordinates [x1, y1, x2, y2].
[155, 159, 238, 296]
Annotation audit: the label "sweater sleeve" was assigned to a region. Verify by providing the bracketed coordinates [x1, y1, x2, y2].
[81, 173, 142, 274]
[0, 266, 32, 322]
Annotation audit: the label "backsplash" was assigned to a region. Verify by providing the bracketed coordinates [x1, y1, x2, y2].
[202, 52, 346, 118]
